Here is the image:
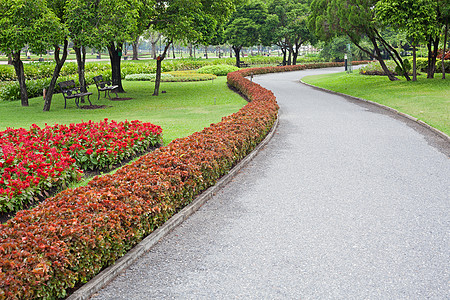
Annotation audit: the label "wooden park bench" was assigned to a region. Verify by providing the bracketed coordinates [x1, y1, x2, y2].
[93, 75, 119, 100]
[58, 80, 93, 109]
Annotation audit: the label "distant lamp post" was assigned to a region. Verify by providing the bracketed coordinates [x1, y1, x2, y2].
[344, 54, 348, 71]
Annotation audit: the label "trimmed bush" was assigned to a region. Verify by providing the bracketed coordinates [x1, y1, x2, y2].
[125, 73, 174, 81]
[125, 72, 216, 82]
[360, 58, 450, 76]
[197, 64, 240, 76]
[416, 57, 450, 73]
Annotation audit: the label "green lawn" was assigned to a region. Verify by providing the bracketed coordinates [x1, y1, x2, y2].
[302, 72, 450, 136]
[0, 77, 247, 145]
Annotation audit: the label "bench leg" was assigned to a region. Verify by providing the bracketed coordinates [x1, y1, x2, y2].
[64, 98, 67, 109]
[75, 97, 80, 108]
[107, 89, 118, 99]
[87, 95, 92, 106]
[97, 90, 101, 101]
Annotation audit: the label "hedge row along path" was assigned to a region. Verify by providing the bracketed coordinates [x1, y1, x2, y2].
[90, 66, 449, 299]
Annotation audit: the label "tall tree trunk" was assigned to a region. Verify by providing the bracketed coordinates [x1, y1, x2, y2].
[151, 40, 158, 59]
[232, 46, 242, 67]
[74, 46, 87, 92]
[11, 51, 28, 106]
[153, 41, 172, 96]
[123, 43, 128, 56]
[204, 45, 208, 59]
[188, 43, 193, 58]
[172, 43, 175, 59]
[230, 46, 233, 58]
[442, 19, 448, 80]
[281, 48, 287, 65]
[43, 40, 69, 111]
[132, 36, 139, 60]
[7, 54, 12, 65]
[427, 36, 440, 78]
[292, 44, 300, 65]
[287, 47, 292, 65]
[412, 44, 417, 82]
[108, 42, 125, 93]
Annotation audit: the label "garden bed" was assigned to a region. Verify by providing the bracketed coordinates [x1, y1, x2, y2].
[0, 119, 162, 214]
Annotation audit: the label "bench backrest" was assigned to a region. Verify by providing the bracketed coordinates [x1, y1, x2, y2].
[58, 80, 76, 91]
[93, 75, 103, 84]
[93, 75, 110, 89]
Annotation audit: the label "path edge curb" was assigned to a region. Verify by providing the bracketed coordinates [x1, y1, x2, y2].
[67, 115, 279, 300]
[300, 80, 450, 144]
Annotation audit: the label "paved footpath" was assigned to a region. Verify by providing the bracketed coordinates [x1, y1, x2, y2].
[91, 67, 449, 299]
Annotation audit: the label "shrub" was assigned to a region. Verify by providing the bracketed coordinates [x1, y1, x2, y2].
[165, 71, 217, 81]
[125, 72, 216, 82]
[125, 73, 174, 81]
[395, 58, 411, 76]
[359, 60, 397, 75]
[416, 57, 450, 73]
[197, 65, 239, 76]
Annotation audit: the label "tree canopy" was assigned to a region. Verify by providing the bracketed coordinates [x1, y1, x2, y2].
[224, 0, 268, 67]
[0, 0, 65, 106]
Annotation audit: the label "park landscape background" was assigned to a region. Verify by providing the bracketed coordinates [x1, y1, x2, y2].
[0, 0, 449, 299]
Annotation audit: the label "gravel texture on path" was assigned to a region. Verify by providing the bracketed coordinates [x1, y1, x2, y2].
[90, 67, 449, 300]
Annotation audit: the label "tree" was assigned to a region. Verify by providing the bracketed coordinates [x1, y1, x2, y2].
[149, 0, 240, 95]
[66, 0, 98, 93]
[376, 0, 439, 81]
[66, 0, 144, 94]
[438, 0, 450, 79]
[43, 0, 71, 111]
[96, 0, 142, 93]
[142, 30, 162, 59]
[0, 0, 63, 106]
[265, 0, 315, 65]
[130, 0, 155, 60]
[309, 0, 409, 81]
[224, 1, 268, 67]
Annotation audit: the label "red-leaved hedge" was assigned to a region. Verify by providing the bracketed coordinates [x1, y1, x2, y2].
[0, 62, 362, 299]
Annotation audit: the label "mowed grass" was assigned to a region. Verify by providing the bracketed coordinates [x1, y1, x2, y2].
[0, 77, 247, 145]
[302, 72, 450, 135]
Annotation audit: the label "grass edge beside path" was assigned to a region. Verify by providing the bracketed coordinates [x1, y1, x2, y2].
[302, 72, 450, 137]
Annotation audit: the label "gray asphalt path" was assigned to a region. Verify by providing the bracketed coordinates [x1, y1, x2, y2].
[91, 67, 450, 299]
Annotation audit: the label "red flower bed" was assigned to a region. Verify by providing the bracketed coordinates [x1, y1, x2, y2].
[0, 119, 162, 213]
[0, 62, 357, 299]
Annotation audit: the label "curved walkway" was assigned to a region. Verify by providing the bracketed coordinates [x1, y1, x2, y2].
[90, 67, 449, 299]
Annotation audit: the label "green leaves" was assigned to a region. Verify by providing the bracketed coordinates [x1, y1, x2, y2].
[224, 1, 268, 48]
[0, 0, 65, 55]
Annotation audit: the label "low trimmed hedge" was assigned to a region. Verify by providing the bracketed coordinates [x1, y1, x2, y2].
[0, 61, 365, 299]
[197, 64, 239, 76]
[125, 73, 174, 81]
[416, 57, 450, 73]
[125, 72, 216, 82]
